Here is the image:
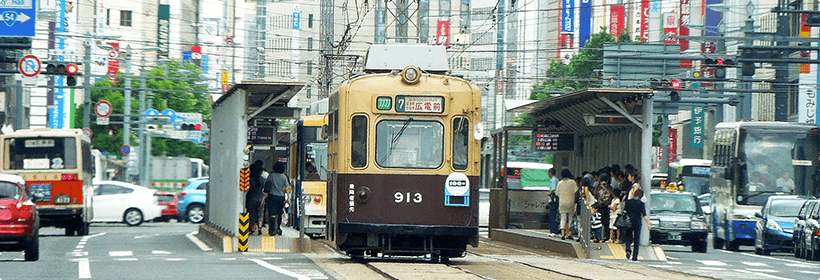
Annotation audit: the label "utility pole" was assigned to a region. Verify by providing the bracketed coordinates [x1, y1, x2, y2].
[82, 33, 92, 129]
[138, 55, 148, 187]
[123, 46, 132, 147]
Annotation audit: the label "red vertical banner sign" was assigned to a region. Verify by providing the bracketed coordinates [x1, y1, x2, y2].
[801, 14, 811, 73]
[436, 20, 450, 47]
[663, 13, 679, 44]
[640, 0, 650, 41]
[668, 128, 677, 163]
[610, 5, 625, 37]
[107, 42, 120, 83]
[679, 0, 692, 68]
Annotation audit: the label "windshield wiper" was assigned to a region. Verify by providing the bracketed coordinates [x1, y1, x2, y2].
[742, 191, 782, 201]
[380, 118, 413, 163]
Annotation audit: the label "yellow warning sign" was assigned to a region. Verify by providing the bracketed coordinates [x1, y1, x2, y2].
[238, 212, 250, 252]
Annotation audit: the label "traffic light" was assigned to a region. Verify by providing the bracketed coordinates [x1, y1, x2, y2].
[179, 122, 202, 131]
[42, 61, 82, 86]
[703, 58, 733, 79]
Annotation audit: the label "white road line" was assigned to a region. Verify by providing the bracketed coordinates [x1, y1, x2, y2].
[249, 259, 311, 280]
[152, 250, 172, 255]
[78, 258, 91, 279]
[186, 231, 213, 251]
[742, 262, 769, 267]
[740, 252, 819, 267]
[109, 251, 133, 257]
[798, 270, 820, 274]
[784, 263, 816, 268]
[115, 258, 139, 261]
[666, 261, 682, 265]
[697, 260, 727, 266]
[698, 267, 725, 271]
[747, 268, 778, 273]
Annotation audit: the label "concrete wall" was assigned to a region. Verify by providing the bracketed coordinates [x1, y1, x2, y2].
[208, 89, 248, 236]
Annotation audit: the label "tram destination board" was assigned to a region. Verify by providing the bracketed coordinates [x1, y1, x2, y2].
[532, 131, 574, 151]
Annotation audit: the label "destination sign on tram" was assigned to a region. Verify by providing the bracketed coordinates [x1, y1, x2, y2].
[532, 132, 575, 151]
[395, 96, 444, 113]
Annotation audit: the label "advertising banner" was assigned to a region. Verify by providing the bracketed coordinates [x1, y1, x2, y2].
[437, 20, 450, 47]
[157, 4, 170, 59]
[562, 0, 574, 33]
[610, 5, 625, 37]
[690, 106, 705, 148]
[640, 0, 649, 41]
[579, 0, 590, 47]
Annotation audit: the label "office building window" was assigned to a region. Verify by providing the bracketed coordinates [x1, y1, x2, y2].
[120, 10, 132, 26]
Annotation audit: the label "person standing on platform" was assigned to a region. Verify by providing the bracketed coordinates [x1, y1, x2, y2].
[263, 162, 289, 236]
[624, 188, 649, 261]
[246, 161, 265, 235]
[556, 168, 578, 240]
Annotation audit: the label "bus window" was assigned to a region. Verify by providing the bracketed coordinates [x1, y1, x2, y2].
[453, 117, 469, 170]
[351, 115, 367, 168]
[5, 137, 78, 170]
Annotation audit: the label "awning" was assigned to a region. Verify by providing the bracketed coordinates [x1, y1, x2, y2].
[512, 88, 654, 136]
[213, 81, 305, 120]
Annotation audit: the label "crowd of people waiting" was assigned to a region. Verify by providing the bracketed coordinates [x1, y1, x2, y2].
[550, 164, 650, 261]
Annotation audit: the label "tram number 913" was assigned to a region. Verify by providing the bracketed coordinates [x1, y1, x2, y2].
[394, 192, 422, 204]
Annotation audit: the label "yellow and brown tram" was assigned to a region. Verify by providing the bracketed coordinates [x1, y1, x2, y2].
[326, 44, 482, 261]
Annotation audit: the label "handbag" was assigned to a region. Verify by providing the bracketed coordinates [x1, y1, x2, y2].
[614, 213, 632, 228]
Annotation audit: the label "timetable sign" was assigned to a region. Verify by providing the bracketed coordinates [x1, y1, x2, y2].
[532, 132, 575, 151]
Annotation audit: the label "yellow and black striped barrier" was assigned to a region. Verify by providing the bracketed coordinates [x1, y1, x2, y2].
[239, 168, 250, 191]
[238, 212, 249, 252]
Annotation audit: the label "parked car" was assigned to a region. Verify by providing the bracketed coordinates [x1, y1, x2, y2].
[796, 197, 820, 260]
[754, 195, 808, 255]
[0, 174, 39, 261]
[648, 190, 709, 253]
[91, 181, 163, 226]
[178, 178, 207, 223]
[794, 198, 819, 259]
[155, 191, 179, 222]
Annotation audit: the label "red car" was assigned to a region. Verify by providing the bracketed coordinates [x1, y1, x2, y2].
[0, 174, 39, 261]
[155, 191, 179, 222]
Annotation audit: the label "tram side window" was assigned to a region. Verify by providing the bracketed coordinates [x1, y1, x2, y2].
[351, 115, 367, 167]
[453, 117, 469, 170]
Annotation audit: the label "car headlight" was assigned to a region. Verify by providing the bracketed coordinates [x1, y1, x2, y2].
[690, 220, 708, 230]
[765, 219, 783, 232]
[650, 219, 660, 228]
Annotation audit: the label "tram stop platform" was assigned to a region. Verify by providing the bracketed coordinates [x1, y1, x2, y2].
[196, 223, 312, 253]
[490, 228, 667, 261]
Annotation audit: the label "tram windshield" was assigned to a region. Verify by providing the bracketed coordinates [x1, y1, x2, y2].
[304, 142, 328, 181]
[738, 130, 819, 205]
[376, 119, 443, 169]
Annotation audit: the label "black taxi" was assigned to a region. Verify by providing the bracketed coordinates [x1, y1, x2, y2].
[648, 187, 709, 253]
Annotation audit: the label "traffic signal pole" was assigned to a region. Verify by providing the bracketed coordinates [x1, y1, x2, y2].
[82, 34, 92, 129]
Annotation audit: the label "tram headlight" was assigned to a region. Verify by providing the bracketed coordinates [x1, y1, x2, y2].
[401, 65, 421, 84]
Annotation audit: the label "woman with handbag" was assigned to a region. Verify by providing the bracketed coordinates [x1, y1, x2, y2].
[263, 162, 290, 236]
[556, 168, 578, 240]
[623, 186, 649, 261]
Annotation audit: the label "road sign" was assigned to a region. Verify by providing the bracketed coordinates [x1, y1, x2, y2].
[82, 128, 93, 138]
[0, 0, 37, 37]
[96, 117, 109, 125]
[18, 55, 40, 77]
[121, 144, 131, 155]
[95, 100, 113, 117]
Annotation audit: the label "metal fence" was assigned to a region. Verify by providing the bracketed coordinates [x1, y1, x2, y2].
[577, 200, 592, 258]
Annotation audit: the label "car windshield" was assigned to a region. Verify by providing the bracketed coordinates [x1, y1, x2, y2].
[767, 199, 805, 217]
[0, 182, 22, 200]
[651, 194, 698, 213]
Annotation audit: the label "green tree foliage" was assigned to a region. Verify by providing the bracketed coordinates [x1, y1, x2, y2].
[530, 27, 632, 101]
[75, 61, 211, 164]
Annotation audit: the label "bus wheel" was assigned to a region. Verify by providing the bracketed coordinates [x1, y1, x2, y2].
[65, 224, 76, 236]
[727, 240, 740, 251]
[712, 237, 724, 249]
[77, 222, 90, 236]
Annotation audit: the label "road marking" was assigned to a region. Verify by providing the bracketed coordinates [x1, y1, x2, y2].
[740, 252, 818, 266]
[152, 250, 172, 255]
[165, 258, 186, 261]
[697, 260, 727, 266]
[78, 258, 91, 279]
[115, 258, 138, 261]
[798, 270, 820, 274]
[747, 268, 778, 273]
[186, 231, 213, 251]
[648, 264, 673, 268]
[698, 267, 725, 271]
[742, 262, 769, 267]
[784, 263, 816, 268]
[109, 251, 133, 257]
[666, 261, 682, 265]
[249, 258, 311, 280]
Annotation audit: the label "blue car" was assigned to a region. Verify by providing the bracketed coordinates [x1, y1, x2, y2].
[177, 178, 208, 223]
[754, 195, 809, 255]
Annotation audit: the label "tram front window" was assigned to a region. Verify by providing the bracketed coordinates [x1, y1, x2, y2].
[304, 142, 328, 181]
[376, 120, 443, 169]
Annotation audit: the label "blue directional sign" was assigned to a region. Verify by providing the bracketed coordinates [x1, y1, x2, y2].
[0, 0, 37, 37]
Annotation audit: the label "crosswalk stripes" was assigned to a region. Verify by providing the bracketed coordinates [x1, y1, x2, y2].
[696, 260, 727, 266]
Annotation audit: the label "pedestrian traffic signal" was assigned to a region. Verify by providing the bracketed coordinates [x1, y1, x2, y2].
[703, 58, 733, 79]
[42, 61, 82, 86]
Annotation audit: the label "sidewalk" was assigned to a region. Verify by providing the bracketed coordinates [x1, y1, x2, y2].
[490, 228, 666, 260]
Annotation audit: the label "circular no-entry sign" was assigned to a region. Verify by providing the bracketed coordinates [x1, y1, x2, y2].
[95, 100, 113, 118]
[121, 144, 131, 155]
[18, 55, 41, 77]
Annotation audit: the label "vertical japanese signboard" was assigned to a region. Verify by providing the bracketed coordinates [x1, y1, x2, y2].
[663, 12, 678, 44]
[610, 5, 625, 37]
[107, 42, 119, 83]
[679, 0, 691, 68]
[668, 128, 677, 163]
[690, 106, 705, 149]
[157, 4, 170, 59]
[579, 0, 590, 48]
[561, 0, 574, 33]
[437, 20, 450, 47]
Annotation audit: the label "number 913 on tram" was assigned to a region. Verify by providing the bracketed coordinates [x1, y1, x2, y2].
[326, 44, 482, 262]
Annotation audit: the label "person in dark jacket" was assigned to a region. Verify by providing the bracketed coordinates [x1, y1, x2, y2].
[263, 162, 289, 236]
[623, 188, 649, 261]
[246, 160, 265, 235]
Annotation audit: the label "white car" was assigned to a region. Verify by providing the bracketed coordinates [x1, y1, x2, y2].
[92, 181, 162, 226]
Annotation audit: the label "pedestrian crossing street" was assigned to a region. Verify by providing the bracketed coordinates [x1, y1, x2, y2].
[647, 252, 820, 280]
